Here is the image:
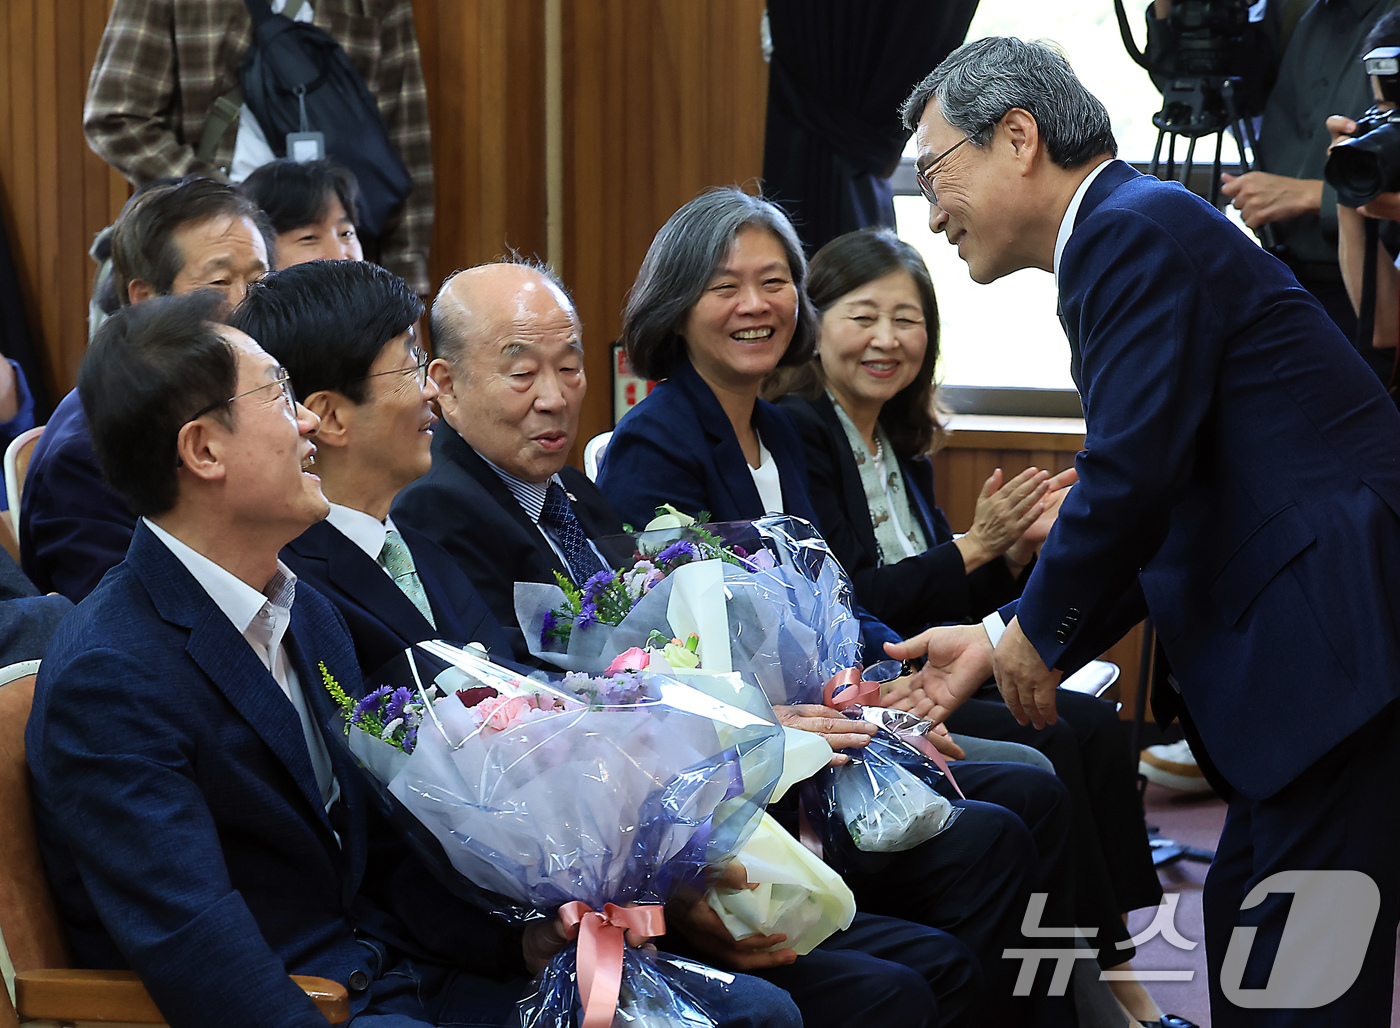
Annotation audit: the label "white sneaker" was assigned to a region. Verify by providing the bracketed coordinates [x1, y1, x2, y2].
[1139, 739, 1212, 793]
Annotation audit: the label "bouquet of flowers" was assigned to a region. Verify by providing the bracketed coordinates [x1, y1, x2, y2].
[323, 641, 784, 1028]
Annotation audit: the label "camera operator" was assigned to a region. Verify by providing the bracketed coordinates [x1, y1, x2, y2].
[1328, 10, 1400, 384]
[1178, 0, 1392, 345]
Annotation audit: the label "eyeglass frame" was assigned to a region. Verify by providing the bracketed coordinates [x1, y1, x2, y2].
[363, 344, 431, 387]
[186, 365, 298, 424]
[914, 136, 971, 206]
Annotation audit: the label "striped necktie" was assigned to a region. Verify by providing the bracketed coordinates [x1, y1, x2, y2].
[378, 528, 437, 630]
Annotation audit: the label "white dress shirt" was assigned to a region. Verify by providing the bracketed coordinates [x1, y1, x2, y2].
[143, 518, 339, 809]
[325, 502, 401, 562]
[1053, 158, 1116, 287]
[749, 439, 785, 515]
[480, 453, 609, 569]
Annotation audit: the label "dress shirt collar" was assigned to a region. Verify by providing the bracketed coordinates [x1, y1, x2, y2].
[324, 502, 399, 562]
[478, 451, 561, 523]
[1053, 158, 1115, 285]
[143, 517, 297, 634]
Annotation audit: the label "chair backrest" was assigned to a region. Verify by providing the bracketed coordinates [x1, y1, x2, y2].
[582, 430, 612, 482]
[0, 673, 69, 977]
[4, 427, 43, 537]
[1059, 658, 1120, 698]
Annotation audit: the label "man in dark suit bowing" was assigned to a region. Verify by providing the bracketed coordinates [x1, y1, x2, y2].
[888, 37, 1400, 1026]
[228, 259, 517, 674]
[392, 262, 627, 653]
[28, 291, 697, 1028]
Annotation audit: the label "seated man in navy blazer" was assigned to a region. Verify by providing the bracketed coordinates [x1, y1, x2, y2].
[21, 175, 274, 601]
[228, 259, 516, 674]
[392, 262, 627, 654]
[890, 38, 1400, 1026]
[26, 290, 804, 1028]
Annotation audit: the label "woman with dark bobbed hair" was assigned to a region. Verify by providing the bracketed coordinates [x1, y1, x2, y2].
[598, 188, 1097, 1027]
[597, 187, 821, 528]
[769, 227, 1165, 1018]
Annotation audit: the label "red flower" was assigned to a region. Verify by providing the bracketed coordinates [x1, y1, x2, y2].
[457, 685, 501, 708]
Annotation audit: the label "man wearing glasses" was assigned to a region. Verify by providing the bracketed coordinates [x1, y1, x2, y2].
[890, 36, 1400, 1028]
[232, 259, 516, 674]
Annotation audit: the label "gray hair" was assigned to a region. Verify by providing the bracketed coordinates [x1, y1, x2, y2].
[622, 187, 817, 381]
[900, 37, 1116, 169]
[430, 254, 578, 367]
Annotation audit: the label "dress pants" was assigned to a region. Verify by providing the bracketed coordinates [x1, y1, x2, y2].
[1201, 699, 1400, 1027]
[945, 685, 1162, 964]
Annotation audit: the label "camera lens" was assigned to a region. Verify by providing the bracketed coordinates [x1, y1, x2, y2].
[1325, 122, 1400, 207]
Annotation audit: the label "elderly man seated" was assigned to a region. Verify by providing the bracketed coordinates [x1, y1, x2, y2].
[229, 258, 515, 672]
[26, 289, 805, 1028]
[21, 176, 274, 601]
[392, 260, 1089, 1028]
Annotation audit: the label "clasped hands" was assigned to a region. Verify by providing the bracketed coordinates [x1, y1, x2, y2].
[883, 616, 1063, 731]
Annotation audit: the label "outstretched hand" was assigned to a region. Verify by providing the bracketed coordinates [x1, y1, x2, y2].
[883, 623, 994, 727]
[992, 617, 1063, 730]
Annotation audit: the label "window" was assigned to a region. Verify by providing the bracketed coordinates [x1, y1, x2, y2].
[893, 2, 1250, 406]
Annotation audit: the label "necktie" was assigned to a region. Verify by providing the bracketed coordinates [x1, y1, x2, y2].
[538, 480, 607, 584]
[378, 528, 437, 630]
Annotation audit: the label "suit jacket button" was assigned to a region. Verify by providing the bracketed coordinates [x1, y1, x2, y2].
[348, 970, 370, 993]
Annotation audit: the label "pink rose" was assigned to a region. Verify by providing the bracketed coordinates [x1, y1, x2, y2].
[606, 647, 651, 673]
[475, 694, 533, 732]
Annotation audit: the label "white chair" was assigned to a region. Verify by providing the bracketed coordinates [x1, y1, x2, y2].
[1058, 658, 1120, 697]
[4, 427, 44, 536]
[582, 430, 612, 482]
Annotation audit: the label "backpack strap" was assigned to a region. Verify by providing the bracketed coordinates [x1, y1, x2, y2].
[195, 86, 244, 169]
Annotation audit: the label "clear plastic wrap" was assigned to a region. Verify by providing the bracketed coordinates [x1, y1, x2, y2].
[321, 642, 784, 1028]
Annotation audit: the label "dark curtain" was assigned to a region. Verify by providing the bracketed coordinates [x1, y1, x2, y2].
[762, 0, 980, 255]
[0, 209, 50, 419]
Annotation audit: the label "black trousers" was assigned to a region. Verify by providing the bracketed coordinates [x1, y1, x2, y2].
[843, 761, 1078, 1028]
[945, 685, 1162, 966]
[1201, 700, 1400, 1027]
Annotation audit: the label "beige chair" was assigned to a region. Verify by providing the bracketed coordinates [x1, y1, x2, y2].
[4, 427, 42, 537]
[582, 430, 612, 482]
[0, 668, 349, 1025]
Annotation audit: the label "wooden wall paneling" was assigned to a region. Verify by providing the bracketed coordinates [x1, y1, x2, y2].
[561, 0, 769, 459]
[5, 0, 40, 396]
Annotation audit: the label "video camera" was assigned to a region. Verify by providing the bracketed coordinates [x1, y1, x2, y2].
[1325, 47, 1400, 208]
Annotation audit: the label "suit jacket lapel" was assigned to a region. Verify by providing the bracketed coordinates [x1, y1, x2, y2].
[132, 525, 335, 835]
[674, 360, 764, 519]
[813, 395, 881, 564]
[320, 523, 434, 644]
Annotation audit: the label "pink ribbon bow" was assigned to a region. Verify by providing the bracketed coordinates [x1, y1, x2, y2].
[558, 901, 666, 1028]
[897, 729, 966, 799]
[822, 665, 883, 709]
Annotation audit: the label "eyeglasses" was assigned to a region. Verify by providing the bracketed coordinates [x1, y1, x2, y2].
[914, 137, 970, 205]
[187, 366, 298, 423]
[365, 345, 430, 387]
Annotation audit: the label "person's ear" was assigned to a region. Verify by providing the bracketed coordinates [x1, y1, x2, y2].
[428, 357, 461, 419]
[175, 418, 228, 484]
[1002, 108, 1041, 168]
[127, 279, 158, 305]
[301, 390, 351, 449]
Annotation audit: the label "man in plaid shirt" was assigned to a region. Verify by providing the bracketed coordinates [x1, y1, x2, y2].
[83, 0, 433, 297]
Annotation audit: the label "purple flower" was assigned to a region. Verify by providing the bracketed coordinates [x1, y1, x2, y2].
[383, 686, 413, 726]
[657, 540, 696, 565]
[403, 725, 419, 755]
[541, 609, 558, 645]
[582, 569, 616, 600]
[351, 685, 392, 725]
[578, 600, 599, 627]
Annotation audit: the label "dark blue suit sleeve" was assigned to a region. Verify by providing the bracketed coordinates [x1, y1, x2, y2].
[31, 648, 331, 1028]
[1018, 209, 1219, 669]
[597, 412, 712, 529]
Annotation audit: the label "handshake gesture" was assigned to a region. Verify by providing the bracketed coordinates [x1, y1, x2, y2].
[882, 617, 1064, 731]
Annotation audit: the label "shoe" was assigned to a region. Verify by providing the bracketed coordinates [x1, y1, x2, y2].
[1139, 739, 1212, 793]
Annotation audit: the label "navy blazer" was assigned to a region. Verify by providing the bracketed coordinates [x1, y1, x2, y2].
[1007, 160, 1400, 799]
[281, 517, 517, 676]
[20, 388, 136, 601]
[391, 419, 627, 651]
[27, 522, 520, 1028]
[597, 357, 821, 529]
[777, 393, 1020, 637]
[597, 358, 898, 657]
